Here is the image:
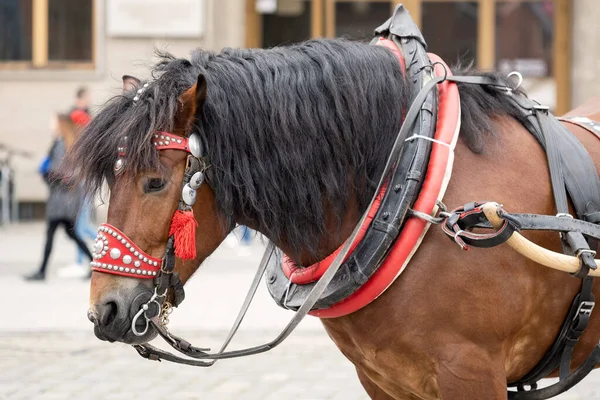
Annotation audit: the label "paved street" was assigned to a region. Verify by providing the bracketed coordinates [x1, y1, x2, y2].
[1, 222, 600, 399]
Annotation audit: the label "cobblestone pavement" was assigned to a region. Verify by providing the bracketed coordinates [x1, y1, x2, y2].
[2, 222, 600, 399]
[0, 331, 368, 400]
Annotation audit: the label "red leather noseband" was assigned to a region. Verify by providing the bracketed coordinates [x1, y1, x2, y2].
[91, 224, 162, 278]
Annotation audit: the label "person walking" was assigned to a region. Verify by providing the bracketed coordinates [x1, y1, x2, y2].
[25, 113, 93, 281]
[58, 87, 98, 278]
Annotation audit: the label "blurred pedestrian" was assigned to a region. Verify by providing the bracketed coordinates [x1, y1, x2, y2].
[25, 113, 93, 281]
[59, 87, 97, 278]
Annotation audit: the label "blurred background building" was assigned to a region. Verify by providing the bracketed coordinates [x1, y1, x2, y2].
[0, 0, 597, 221]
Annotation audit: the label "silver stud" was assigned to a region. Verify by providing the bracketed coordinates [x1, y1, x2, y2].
[142, 270, 147, 275]
[110, 248, 121, 259]
[133, 96, 139, 101]
[117, 235, 122, 240]
[134, 260, 141, 267]
[136, 269, 141, 274]
[125, 268, 130, 273]
[138, 254, 143, 260]
[125, 243, 131, 249]
[188, 134, 203, 158]
[189, 171, 205, 190]
[154, 261, 158, 267]
[102, 263, 107, 268]
[158, 141, 163, 146]
[137, 89, 143, 94]
[177, 139, 182, 144]
[123, 255, 132, 265]
[104, 246, 109, 251]
[152, 271, 157, 276]
[107, 265, 112, 270]
[107, 229, 113, 234]
[119, 267, 124, 272]
[112, 232, 117, 237]
[143, 257, 148, 263]
[134, 251, 139, 257]
[160, 135, 164, 139]
[143, 83, 149, 88]
[121, 239, 126, 244]
[182, 183, 197, 206]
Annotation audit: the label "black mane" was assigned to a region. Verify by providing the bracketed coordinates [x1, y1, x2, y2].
[69, 38, 528, 256]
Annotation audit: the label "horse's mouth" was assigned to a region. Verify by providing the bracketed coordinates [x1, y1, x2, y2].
[93, 323, 158, 345]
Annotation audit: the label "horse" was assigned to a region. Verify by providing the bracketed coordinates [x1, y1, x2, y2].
[68, 12, 600, 399]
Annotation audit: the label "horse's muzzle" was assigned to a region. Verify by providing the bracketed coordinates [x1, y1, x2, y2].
[88, 285, 158, 344]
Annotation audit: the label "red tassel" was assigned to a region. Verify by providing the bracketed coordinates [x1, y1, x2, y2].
[169, 209, 198, 260]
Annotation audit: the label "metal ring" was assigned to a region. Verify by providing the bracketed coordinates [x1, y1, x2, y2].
[576, 248, 597, 259]
[131, 306, 150, 336]
[431, 61, 448, 82]
[507, 71, 523, 91]
[556, 213, 574, 219]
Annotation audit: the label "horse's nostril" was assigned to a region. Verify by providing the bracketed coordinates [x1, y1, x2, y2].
[97, 301, 118, 327]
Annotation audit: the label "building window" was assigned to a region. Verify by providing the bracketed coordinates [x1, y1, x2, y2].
[0, 0, 33, 62]
[247, 0, 570, 112]
[48, 0, 93, 62]
[0, 0, 94, 69]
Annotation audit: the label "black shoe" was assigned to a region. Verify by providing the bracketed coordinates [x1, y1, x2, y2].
[24, 271, 45, 281]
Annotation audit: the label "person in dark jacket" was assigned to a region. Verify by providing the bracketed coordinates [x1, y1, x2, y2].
[25, 113, 93, 281]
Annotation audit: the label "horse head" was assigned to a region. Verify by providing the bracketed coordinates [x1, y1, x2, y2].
[75, 72, 228, 344]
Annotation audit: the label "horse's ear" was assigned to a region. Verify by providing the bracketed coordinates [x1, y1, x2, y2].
[196, 74, 207, 111]
[122, 75, 141, 92]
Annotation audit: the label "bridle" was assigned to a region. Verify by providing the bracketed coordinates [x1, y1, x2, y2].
[92, 131, 209, 334]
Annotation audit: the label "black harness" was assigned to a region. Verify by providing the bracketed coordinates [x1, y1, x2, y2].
[130, 5, 600, 399]
[439, 90, 600, 398]
[266, 5, 438, 310]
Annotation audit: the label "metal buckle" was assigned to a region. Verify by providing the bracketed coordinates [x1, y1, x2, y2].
[574, 301, 595, 321]
[576, 248, 597, 259]
[533, 104, 550, 113]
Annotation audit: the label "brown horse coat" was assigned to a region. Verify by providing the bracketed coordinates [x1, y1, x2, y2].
[321, 97, 600, 399]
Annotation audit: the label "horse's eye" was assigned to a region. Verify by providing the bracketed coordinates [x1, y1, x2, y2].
[144, 178, 166, 193]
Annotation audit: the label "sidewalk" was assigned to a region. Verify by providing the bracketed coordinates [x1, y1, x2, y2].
[1, 222, 599, 399]
[0, 221, 365, 400]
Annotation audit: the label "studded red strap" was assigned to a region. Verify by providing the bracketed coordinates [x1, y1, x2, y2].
[91, 224, 162, 278]
[153, 131, 191, 152]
